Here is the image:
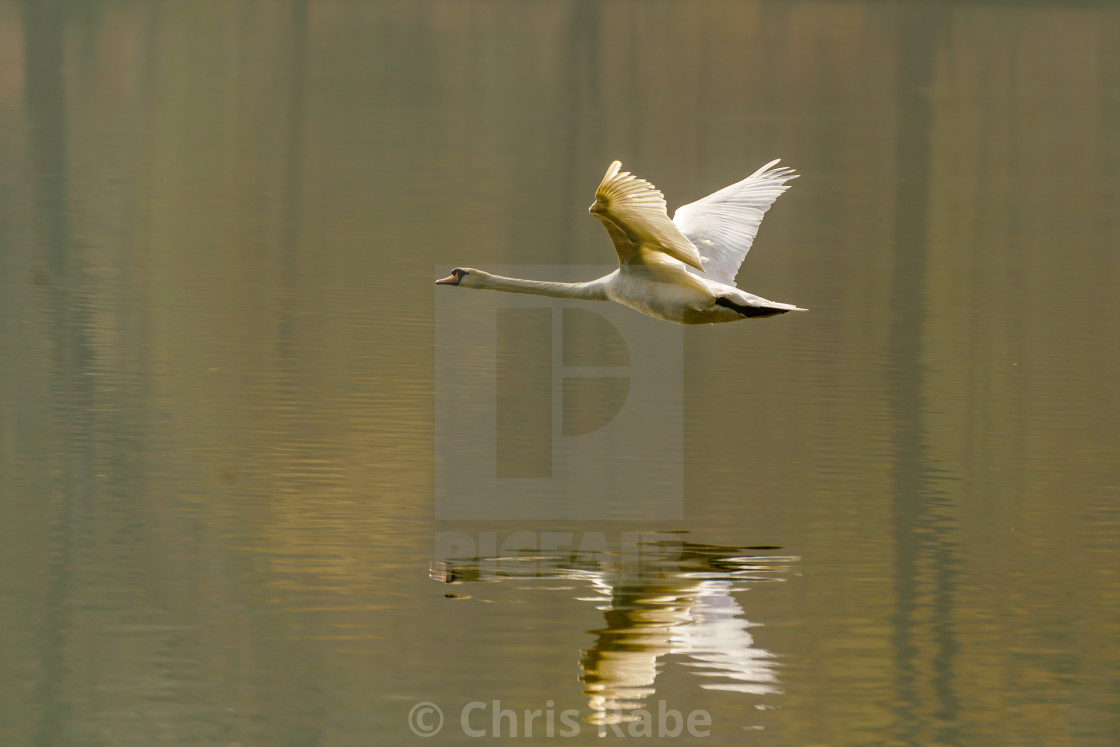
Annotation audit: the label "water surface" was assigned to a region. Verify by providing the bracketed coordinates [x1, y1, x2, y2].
[1, 1, 1118, 745]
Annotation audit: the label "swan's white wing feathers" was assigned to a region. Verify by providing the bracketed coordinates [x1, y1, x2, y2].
[592, 161, 706, 272]
[672, 160, 797, 285]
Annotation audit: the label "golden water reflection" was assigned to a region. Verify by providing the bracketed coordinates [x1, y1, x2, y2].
[432, 534, 797, 726]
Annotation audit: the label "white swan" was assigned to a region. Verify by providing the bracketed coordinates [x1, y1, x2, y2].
[436, 160, 806, 324]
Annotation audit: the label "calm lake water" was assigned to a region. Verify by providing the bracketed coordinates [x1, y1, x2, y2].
[2, 1, 1119, 745]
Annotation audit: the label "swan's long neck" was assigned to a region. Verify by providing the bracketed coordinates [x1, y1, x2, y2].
[475, 273, 609, 301]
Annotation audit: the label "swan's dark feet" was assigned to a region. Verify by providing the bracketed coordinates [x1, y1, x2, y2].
[715, 297, 790, 318]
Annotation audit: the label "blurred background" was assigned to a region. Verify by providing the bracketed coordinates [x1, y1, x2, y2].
[1, 1, 1118, 745]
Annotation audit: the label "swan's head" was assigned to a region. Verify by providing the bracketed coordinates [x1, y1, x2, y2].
[435, 267, 488, 288]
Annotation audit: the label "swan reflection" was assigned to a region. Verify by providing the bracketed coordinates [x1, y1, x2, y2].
[431, 533, 797, 725]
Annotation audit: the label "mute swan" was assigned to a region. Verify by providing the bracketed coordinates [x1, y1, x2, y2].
[436, 160, 806, 324]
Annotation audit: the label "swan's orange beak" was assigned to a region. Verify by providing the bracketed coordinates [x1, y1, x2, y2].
[435, 273, 460, 285]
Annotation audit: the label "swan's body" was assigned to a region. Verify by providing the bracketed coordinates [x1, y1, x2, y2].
[436, 160, 806, 324]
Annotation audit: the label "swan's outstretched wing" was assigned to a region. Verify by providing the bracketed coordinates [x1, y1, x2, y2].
[591, 161, 706, 271]
[672, 160, 797, 286]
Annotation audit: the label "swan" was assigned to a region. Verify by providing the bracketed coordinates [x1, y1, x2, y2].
[436, 160, 806, 324]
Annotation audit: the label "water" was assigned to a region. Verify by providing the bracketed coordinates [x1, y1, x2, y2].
[2, 1, 1118, 745]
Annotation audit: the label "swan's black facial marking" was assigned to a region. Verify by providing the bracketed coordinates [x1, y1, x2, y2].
[715, 297, 788, 318]
[436, 268, 470, 286]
